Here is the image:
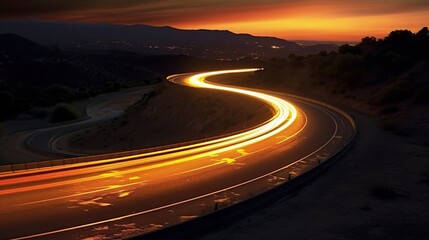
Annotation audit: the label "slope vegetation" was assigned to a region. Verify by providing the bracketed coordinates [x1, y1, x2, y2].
[65, 82, 272, 154]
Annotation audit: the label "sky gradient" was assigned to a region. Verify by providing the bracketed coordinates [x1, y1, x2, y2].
[1, 0, 428, 41]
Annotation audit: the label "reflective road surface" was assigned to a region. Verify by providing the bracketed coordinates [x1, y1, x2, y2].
[0, 69, 355, 239]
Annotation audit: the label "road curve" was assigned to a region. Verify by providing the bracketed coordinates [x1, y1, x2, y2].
[24, 87, 152, 158]
[0, 69, 355, 240]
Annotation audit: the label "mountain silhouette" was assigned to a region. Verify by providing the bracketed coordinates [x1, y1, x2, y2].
[0, 20, 336, 56]
[0, 20, 296, 46]
[0, 33, 49, 56]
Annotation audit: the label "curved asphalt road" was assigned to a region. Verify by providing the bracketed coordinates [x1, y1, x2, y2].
[24, 87, 152, 157]
[0, 69, 355, 240]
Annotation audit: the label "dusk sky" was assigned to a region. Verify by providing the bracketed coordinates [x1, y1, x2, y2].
[1, 0, 428, 41]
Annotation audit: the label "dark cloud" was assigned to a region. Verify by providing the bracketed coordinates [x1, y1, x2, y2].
[0, 0, 153, 16]
[1, 0, 428, 24]
[0, 1, 316, 19]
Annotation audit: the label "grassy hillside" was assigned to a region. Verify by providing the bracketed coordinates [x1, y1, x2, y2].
[234, 27, 429, 141]
[66, 82, 272, 153]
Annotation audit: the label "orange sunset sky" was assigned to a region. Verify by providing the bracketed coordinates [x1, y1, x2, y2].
[0, 0, 428, 41]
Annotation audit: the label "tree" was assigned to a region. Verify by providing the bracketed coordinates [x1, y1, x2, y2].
[50, 103, 81, 122]
[415, 27, 429, 60]
[359, 36, 378, 55]
[416, 27, 428, 39]
[339, 44, 360, 55]
[332, 54, 366, 87]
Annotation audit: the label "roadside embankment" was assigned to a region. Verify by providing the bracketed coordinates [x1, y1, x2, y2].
[61, 82, 272, 154]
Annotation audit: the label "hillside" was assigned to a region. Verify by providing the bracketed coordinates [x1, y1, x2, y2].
[231, 27, 429, 140]
[0, 33, 49, 56]
[202, 28, 429, 240]
[63, 82, 272, 153]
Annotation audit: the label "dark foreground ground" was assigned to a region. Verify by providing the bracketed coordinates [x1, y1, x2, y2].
[200, 101, 429, 240]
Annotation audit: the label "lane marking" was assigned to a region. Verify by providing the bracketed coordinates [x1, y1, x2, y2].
[13, 94, 340, 240]
[8, 70, 356, 240]
[17, 181, 146, 206]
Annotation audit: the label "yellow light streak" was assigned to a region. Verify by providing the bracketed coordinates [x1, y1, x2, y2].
[4, 68, 308, 240]
[0, 69, 299, 195]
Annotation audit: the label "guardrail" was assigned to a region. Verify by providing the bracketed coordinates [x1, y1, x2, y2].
[131, 97, 357, 240]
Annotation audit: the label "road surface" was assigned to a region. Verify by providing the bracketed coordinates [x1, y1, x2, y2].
[26, 87, 152, 157]
[0, 86, 152, 165]
[0, 69, 355, 240]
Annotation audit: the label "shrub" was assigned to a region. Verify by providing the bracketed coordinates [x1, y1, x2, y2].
[50, 103, 81, 122]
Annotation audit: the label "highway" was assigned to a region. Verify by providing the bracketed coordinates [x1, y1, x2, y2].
[0, 69, 355, 240]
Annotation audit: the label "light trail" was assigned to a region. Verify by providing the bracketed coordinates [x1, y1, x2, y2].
[0, 69, 299, 194]
[0, 68, 325, 240]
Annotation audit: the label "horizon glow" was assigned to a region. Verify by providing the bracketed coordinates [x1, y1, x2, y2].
[0, 0, 428, 41]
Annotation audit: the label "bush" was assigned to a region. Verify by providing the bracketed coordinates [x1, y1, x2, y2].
[332, 53, 366, 87]
[50, 103, 81, 122]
